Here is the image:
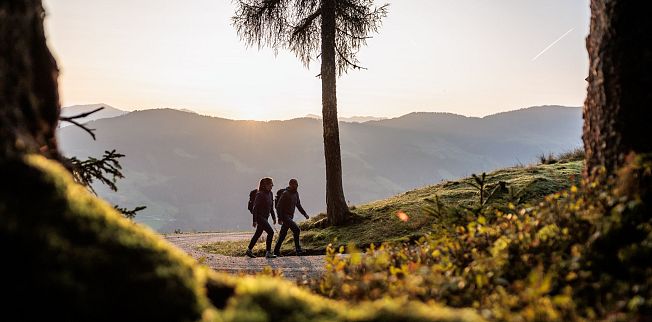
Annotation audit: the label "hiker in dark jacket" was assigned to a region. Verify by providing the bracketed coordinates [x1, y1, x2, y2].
[246, 177, 277, 258]
[273, 178, 310, 256]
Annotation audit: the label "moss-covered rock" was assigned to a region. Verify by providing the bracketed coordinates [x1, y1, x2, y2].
[221, 276, 484, 322]
[1, 155, 484, 322]
[1, 155, 217, 321]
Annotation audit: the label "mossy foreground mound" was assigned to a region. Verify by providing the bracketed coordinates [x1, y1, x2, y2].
[1, 155, 214, 321]
[0, 155, 483, 322]
[223, 276, 484, 322]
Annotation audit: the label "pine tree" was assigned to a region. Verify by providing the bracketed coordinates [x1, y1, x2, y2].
[233, 0, 388, 225]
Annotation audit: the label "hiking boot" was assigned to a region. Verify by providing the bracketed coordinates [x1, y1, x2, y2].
[296, 249, 306, 256]
[245, 249, 256, 258]
[265, 251, 277, 259]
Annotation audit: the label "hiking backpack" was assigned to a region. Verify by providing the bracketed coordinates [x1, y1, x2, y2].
[274, 188, 286, 213]
[247, 189, 257, 214]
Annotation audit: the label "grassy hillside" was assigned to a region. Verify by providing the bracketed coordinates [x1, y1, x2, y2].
[58, 106, 582, 232]
[309, 154, 652, 321]
[201, 160, 583, 256]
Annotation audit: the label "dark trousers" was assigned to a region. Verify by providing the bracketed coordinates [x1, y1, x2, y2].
[274, 218, 301, 253]
[248, 217, 274, 252]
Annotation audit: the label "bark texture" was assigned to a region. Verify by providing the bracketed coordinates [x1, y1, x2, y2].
[584, 0, 652, 175]
[321, 0, 351, 226]
[0, 0, 61, 159]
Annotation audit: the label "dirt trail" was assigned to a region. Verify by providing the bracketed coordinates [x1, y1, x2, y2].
[164, 232, 326, 280]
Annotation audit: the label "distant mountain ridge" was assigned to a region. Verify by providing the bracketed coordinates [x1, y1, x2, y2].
[58, 105, 582, 232]
[305, 114, 388, 123]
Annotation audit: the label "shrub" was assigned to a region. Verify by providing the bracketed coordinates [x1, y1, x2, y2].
[557, 148, 585, 163]
[309, 154, 652, 321]
[538, 153, 557, 165]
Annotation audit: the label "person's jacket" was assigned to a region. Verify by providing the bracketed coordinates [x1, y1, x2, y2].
[252, 190, 276, 223]
[276, 188, 307, 221]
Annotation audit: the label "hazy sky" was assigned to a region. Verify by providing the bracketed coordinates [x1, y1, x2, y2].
[43, 0, 590, 120]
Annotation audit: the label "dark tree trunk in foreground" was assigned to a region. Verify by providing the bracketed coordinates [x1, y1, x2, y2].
[0, 0, 60, 159]
[1, 3, 229, 320]
[584, 0, 652, 175]
[321, 0, 351, 226]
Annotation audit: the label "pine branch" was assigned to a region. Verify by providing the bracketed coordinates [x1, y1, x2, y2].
[336, 27, 372, 40]
[114, 205, 147, 219]
[69, 150, 125, 195]
[61, 107, 146, 220]
[336, 46, 366, 70]
[291, 8, 321, 38]
[233, 0, 388, 74]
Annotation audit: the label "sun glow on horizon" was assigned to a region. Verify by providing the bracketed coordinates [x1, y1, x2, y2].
[44, 0, 590, 121]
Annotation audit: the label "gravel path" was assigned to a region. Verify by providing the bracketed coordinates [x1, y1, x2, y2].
[164, 232, 326, 281]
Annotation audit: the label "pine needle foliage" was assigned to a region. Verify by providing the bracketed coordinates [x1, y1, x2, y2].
[114, 205, 147, 220]
[69, 149, 125, 195]
[233, 0, 389, 75]
[68, 150, 147, 219]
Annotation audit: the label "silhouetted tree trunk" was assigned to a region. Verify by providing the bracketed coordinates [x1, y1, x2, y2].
[233, 0, 386, 227]
[584, 0, 652, 175]
[0, 0, 61, 159]
[321, 0, 351, 226]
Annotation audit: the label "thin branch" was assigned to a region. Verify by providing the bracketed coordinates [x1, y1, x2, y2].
[336, 46, 367, 70]
[336, 27, 372, 40]
[292, 8, 321, 38]
[59, 106, 104, 140]
[62, 119, 97, 140]
[60, 106, 104, 121]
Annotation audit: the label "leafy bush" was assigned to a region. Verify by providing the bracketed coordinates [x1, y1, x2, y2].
[310, 154, 652, 321]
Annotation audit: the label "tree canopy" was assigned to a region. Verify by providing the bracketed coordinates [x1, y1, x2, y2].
[233, 0, 388, 75]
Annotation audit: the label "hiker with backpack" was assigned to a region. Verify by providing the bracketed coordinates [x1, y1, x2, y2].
[245, 177, 277, 258]
[273, 178, 310, 256]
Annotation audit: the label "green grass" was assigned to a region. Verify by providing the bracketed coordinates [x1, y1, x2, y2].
[198, 234, 317, 257]
[201, 161, 583, 256]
